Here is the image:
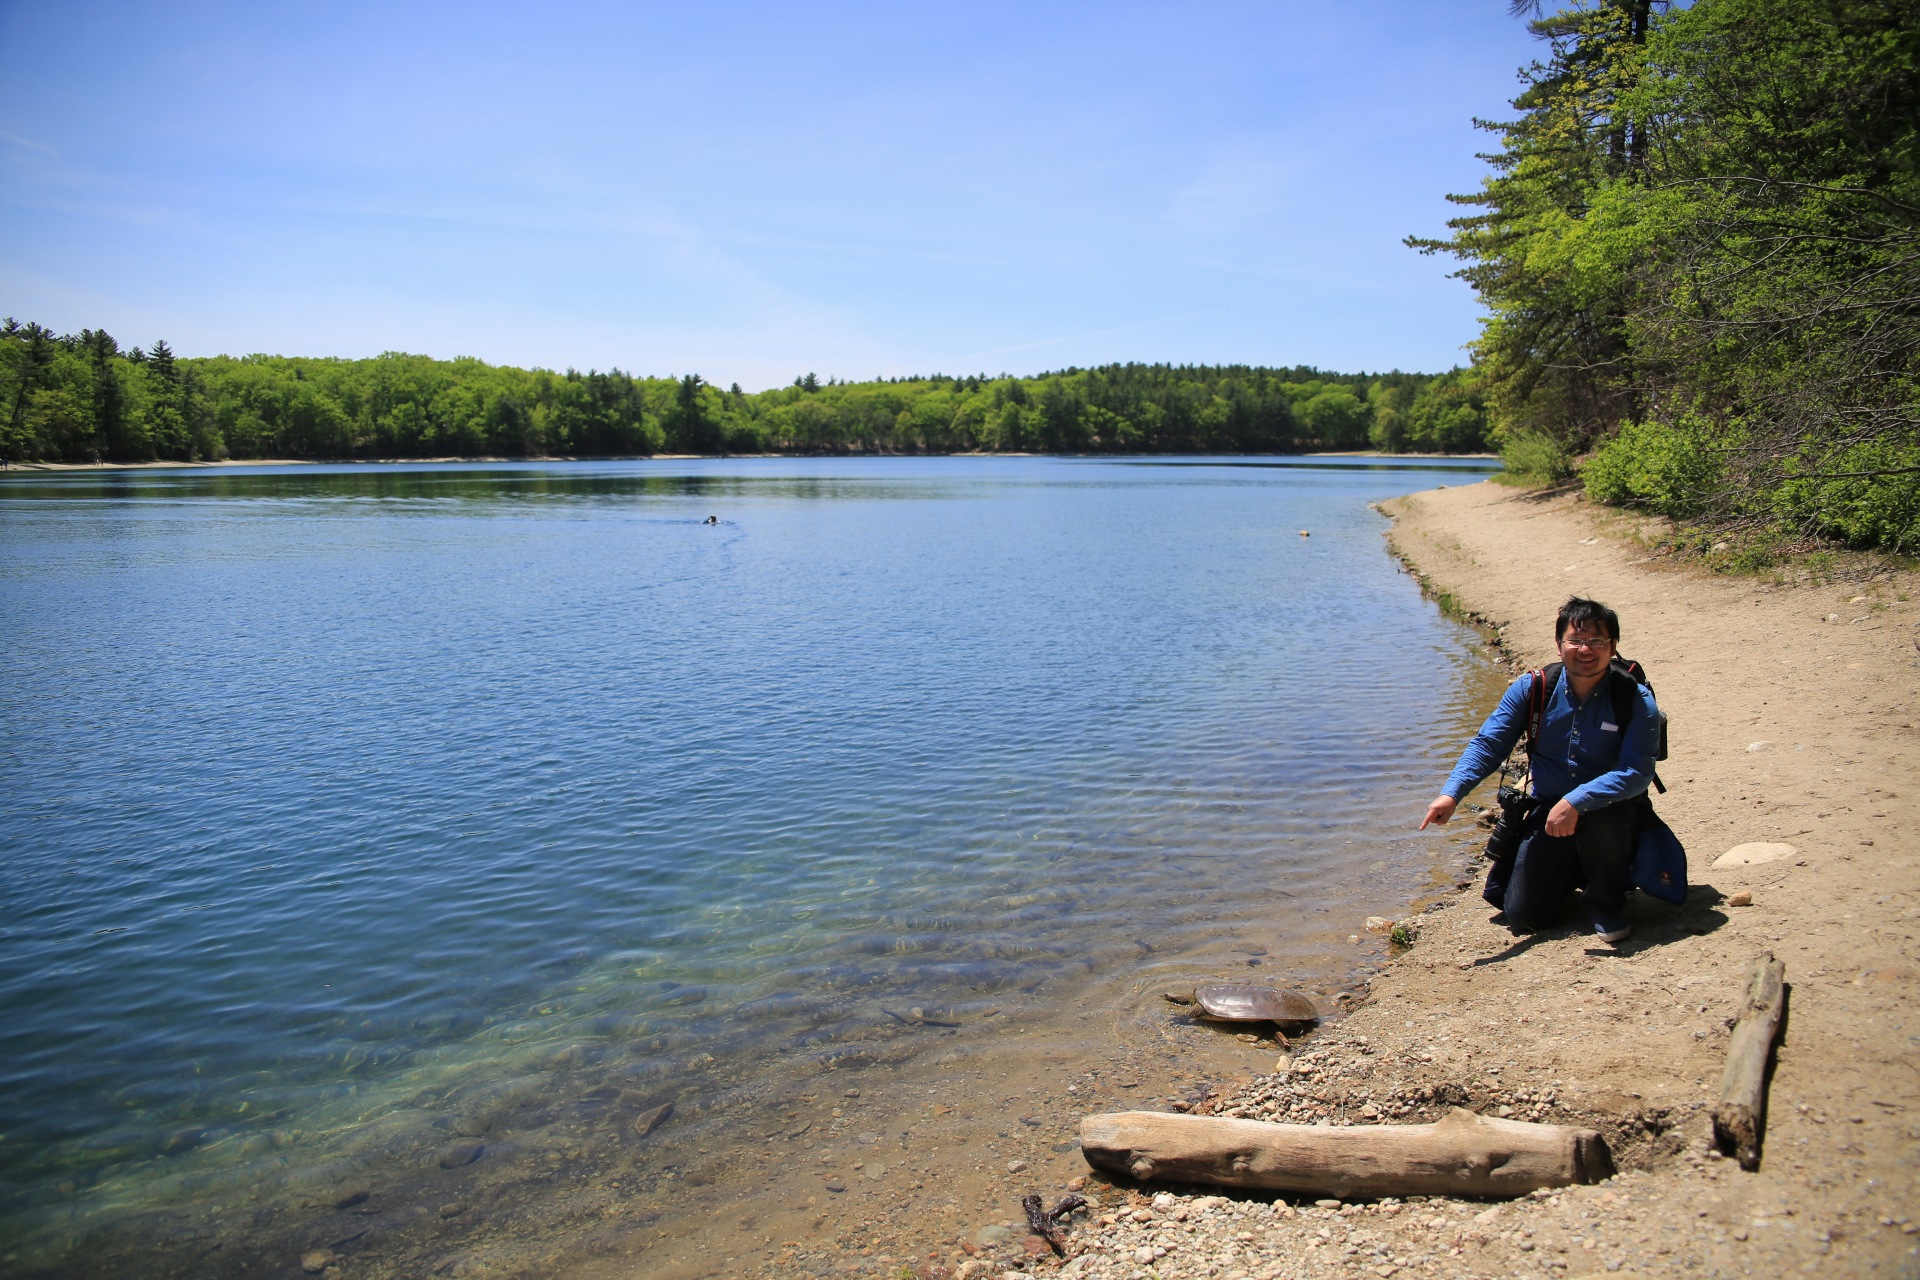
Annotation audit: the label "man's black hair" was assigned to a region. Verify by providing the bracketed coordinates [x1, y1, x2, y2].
[1556, 596, 1620, 643]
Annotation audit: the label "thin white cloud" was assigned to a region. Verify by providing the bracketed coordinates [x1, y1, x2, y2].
[0, 129, 58, 159]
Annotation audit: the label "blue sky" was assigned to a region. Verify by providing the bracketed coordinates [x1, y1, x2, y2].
[0, 2, 1541, 389]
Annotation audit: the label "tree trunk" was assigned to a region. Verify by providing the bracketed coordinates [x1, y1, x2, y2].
[1079, 1107, 1614, 1199]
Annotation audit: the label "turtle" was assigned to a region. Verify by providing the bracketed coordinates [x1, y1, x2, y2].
[1186, 981, 1319, 1029]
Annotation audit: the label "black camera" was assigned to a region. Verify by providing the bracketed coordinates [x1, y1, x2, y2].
[1484, 784, 1534, 862]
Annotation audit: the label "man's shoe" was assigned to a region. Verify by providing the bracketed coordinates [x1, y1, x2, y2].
[1591, 910, 1631, 944]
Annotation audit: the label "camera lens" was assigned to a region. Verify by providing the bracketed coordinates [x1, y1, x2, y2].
[1485, 786, 1532, 861]
[1486, 812, 1521, 861]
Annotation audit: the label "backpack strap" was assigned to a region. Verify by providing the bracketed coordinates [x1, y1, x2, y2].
[1524, 663, 1561, 757]
[1587, 656, 1668, 796]
[1605, 660, 1666, 790]
[1606, 659, 1639, 733]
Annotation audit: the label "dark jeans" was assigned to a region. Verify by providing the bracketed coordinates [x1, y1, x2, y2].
[1483, 796, 1644, 930]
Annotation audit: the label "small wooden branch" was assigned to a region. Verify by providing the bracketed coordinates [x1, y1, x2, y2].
[1713, 951, 1787, 1170]
[1079, 1108, 1613, 1199]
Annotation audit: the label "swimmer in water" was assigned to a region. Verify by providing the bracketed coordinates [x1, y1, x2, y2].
[704, 515, 718, 525]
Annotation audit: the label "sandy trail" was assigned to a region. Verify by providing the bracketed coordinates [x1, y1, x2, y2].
[1040, 480, 1920, 1280]
[1377, 481, 1920, 1268]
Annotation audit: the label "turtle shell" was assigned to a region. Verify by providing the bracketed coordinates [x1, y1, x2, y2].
[1191, 982, 1319, 1025]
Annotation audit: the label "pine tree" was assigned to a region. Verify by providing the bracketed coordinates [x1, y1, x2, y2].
[1409, 2, 1662, 463]
[80, 329, 134, 460]
[146, 339, 191, 459]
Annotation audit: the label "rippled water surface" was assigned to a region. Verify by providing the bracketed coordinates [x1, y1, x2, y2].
[0, 455, 1499, 1267]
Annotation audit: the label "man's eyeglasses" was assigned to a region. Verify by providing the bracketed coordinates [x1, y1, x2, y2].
[1560, 635, 1614, 651]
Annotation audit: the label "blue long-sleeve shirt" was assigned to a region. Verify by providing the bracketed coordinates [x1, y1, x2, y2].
[1444, 668, 1661, 813]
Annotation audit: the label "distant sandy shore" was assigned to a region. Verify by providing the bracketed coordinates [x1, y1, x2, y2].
[2, 458, 312, 471]
[0, 456, 631, 471]
[1, 450, 1498, 474]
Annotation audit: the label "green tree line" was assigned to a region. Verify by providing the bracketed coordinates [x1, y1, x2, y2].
[1417, 0, 1920, 554]
[0, 324, 1488, 464]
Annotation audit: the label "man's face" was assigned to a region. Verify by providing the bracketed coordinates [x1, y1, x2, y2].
[1557, 621, 1615, 679]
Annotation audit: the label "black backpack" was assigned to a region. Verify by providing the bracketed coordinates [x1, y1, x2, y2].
[1524, 656, 1668, 794]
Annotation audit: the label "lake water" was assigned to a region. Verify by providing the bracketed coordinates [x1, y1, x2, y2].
[0, 455, 1502, 1275]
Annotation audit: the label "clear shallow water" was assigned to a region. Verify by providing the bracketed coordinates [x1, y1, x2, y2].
[0, 455, 1498, 1263]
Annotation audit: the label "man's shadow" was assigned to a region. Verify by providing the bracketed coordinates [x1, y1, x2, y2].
[1468, 883, 1730, 966]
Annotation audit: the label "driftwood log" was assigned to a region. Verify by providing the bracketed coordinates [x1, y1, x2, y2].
[1080, 1107, 1613, 1199]
[1712, 951, 1787, 1171]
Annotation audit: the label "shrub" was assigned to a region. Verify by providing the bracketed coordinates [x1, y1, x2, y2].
[1772, 439, 1920, 554]
[1582, 414, 1723, 517]
[1499, 430, 1573, 482]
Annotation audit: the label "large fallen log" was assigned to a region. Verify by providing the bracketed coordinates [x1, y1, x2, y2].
[1712, 951, 1787, 1171]
[1079, 1107, 1613, 1199]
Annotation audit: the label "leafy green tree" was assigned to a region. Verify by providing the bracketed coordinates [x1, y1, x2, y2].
[1404, 369, 1492, 452]
[1607, 0, 1920, 545]
[1367, 381, 1415, 451]
[1, 320, 57, 460]
[28, 385, 94, 460]
[1291, 386, 1368, 446]
[777, 394, 841, 451]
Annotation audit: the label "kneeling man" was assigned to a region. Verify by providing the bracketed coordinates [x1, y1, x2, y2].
[1420, 597, 1660, 944]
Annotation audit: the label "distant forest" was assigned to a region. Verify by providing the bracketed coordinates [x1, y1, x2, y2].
[0, 324, 1489, 464]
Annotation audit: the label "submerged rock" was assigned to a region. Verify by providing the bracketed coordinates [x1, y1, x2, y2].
[451, 1112, 493, 1138]
[156, 1126, 209, 1157]
[435, 1140, 484, 1169]
[633, 1102, 674, 1137]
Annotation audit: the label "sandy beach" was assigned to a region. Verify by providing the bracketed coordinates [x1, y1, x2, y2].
[1011, 480, 1920, 1280]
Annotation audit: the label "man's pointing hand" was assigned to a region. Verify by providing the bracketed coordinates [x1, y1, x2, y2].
[1420, 795, 1457, 830]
